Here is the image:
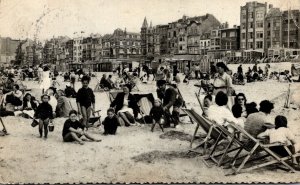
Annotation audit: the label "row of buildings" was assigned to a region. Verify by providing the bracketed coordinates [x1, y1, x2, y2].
[141, 1, 300, 63]
[0, 1, 300, 69]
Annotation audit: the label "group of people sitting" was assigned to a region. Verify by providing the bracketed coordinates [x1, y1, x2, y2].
[200, 90, 300, 161]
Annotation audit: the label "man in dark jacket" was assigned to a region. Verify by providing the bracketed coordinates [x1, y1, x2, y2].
[156, 80, 179, 128]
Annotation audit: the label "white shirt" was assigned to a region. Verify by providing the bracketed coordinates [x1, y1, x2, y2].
[259, 127, 296, 145]
[206, 104, 238, 126]
[213, 72, 232, 88]
[48, 96, 57, 112]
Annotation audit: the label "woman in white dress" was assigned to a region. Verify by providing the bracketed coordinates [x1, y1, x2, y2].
[40, 66, 51, 94]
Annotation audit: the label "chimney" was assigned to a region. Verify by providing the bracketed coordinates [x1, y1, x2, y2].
[233, 25, 237, 28]
[269, 4, 273, 9]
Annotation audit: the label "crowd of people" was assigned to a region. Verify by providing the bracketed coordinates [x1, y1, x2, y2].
[0, 61, 299, 165]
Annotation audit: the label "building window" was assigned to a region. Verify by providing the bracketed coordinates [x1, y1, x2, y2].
[249, 22, 253, 28]
[256, 12, 264, 19]
[242, 33, 246, 39]
[250, 12, 254, 18]
[229, 31, 236, 37]
[241, 23, 246, 29]
[256, 41, 263, 49]
[179, 45, 183, 50]
[242, 14, 246, 20]
[248, 42, 253, 49]
[222, 32, 226, 38]
[256, 31, 263, 38]
[249, 32, 253, 39]
[256, 21, 263, 28]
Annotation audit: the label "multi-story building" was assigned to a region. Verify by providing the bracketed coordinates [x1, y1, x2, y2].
[264, 6, 282, 57]
[240, 1, 267, 57]
[73, 37, 83, 63]
[141, 14, 221, 58]
[199, 32, 211, 55]
[282, 10, 300, 49]
[0, 37, 20, 65]
[220, 25, 240, 51]
[66, 39, 73, 62]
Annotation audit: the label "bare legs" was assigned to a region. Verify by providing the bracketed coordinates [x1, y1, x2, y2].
[38, 118, 49, 139]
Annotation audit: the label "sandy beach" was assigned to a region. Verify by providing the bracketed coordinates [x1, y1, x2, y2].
[1, 63, 300, 183]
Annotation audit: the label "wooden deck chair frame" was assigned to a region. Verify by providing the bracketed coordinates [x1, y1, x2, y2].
[183, 108, 222, 155]
[168, 84, 194, 125]
[223, 123, 297, 175]
[68, 100, 101, 128]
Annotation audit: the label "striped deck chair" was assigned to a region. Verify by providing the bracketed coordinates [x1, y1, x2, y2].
[215, 122, 299, 175]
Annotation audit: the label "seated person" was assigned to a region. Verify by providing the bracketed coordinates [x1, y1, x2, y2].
[258, 115, 300, 161]
[232, 93, 258, 119]
[56, 90, 72, 118]
[65, 84, 77, 98]
[203, 94, 213, 117]
[110, 84, 140, 126]
[3, 78, 14, 94]
[244, 100, 275, 138]
[206, 91, 244, 133]
[102, 108, 119, 135]
[4, 84, 23, 109]
[100, 74, 112, 89]
[22, 93, 38, 118]
[107, 75, 115, 89]
[62, 110, 101, 145]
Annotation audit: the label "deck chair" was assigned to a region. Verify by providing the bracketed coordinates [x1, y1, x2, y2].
[133, 93, 154, 124]
[183, 108, 222, 155]
[68, 100, 101, 128]
[220, 123, 298, 175]
[94, 83, 109, 92]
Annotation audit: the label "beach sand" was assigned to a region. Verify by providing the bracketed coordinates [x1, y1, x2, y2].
[0, 62, 300, 183]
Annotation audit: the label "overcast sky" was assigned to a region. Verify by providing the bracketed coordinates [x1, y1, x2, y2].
[0, 0, 299, 41]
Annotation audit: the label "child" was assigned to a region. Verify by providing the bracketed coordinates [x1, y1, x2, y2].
[258, 115, 300, 162]
[203, 94, 213, 117]
[150, 99, 165, 132]
[34, 94, 53, 139]
[62, 110, 101, 145]
[76, 76, 95, 129]
[102, 108, 119, 135]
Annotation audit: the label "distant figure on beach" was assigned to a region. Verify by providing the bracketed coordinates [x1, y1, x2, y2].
[213, 62, 233, 96]
[40, 66, 51, 94]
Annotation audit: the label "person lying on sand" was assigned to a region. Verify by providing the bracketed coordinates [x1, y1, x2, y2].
[62, 110, 101, 145]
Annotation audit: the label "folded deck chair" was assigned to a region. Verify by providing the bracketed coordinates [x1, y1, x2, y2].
[221, 123, 298, 175]
[183, 108, 222, 155]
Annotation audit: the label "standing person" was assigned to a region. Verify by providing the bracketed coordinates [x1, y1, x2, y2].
[213, 62, 233, 96]
[252, 63, 258, 73]
[76, 76, 95, 129]
[37, 65, 43, 83]
[194, 63, 200, 79]
[62, 110, 101, 144]
[150, 99, 165, 132]
[102, 108, 119, 135]
[28, 66, 34, 80]
[237, 64, 243, 74]
[70, 70, 76, 89]
[173, 65, 179, 81]
[40, 66, 51, 94]
[34, 94, 53, 139]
